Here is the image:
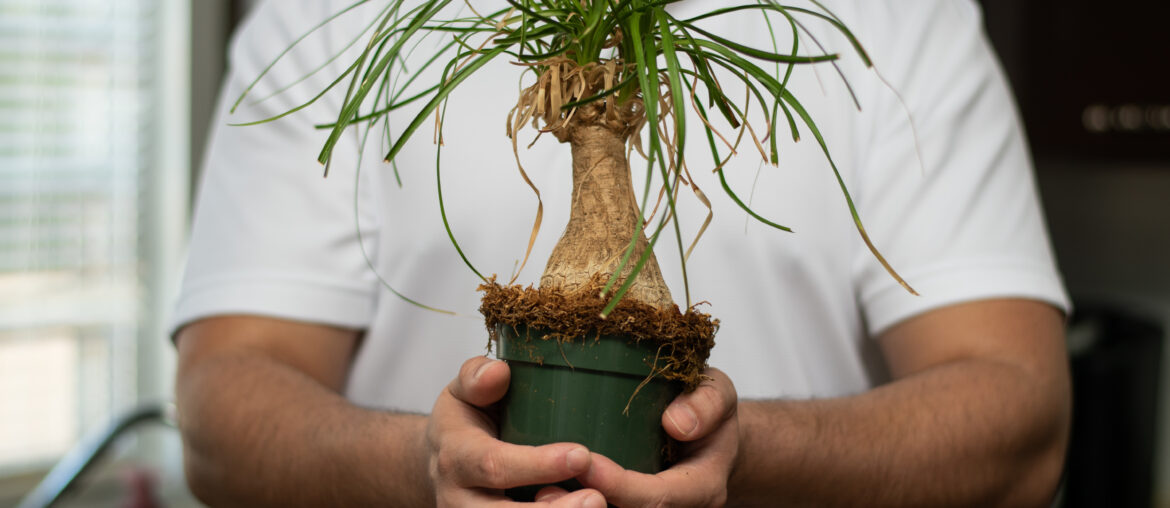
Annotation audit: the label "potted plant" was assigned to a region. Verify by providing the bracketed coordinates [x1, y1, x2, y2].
[238, 0, 914, 500]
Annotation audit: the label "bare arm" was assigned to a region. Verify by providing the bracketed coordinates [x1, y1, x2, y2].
[729, 299, 1071, 507]
[175, 316, 434, 506]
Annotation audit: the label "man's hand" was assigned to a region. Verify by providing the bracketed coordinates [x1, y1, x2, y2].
[426, 356, 608, 507]
[571, 368, 740, 507]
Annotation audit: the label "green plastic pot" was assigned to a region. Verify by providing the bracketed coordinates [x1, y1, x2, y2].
[495, 324, 682, 501]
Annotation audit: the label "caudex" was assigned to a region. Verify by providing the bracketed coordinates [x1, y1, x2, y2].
[236, 0, 916, 389]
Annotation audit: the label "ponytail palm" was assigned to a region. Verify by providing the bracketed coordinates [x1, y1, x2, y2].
[238, 0, 914, 386]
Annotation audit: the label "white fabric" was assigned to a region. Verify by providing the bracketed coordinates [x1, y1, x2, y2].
[173, 0, 1069, 413]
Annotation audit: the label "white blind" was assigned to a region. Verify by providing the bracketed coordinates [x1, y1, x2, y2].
[0, 0, 156, 470]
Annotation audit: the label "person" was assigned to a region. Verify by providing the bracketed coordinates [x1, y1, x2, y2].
[172, 0, 1071, 506]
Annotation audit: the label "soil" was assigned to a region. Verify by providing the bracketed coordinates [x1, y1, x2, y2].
[479, 277, 718, 390]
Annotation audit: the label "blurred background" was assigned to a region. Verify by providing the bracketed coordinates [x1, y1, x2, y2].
[0, 0, 1165, 506]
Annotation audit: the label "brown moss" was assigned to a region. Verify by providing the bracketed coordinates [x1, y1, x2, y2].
[479, 277, 718, 390]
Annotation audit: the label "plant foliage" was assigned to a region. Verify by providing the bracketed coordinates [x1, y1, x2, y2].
[235, 0, 916, 315]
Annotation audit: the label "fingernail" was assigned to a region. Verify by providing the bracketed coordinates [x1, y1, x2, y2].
[566, 446, 590, 472]
[581, 492, 605, 508]
[473, 359, 498, 382]
[666, 405, 699, 437]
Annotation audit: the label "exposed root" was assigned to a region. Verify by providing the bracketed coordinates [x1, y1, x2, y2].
[508, 57, 645, 144]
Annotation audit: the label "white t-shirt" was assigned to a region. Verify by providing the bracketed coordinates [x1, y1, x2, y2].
[173, 0, 1068, 413]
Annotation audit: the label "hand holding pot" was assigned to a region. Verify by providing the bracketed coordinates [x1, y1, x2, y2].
[426, 356, 608, 507]
[575, 368, 739, 507]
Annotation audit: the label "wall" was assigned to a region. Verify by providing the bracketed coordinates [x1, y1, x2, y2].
[1037, 162, 1170, 507]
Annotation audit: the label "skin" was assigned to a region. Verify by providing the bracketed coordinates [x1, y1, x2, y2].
[175, 298, 1069, 507]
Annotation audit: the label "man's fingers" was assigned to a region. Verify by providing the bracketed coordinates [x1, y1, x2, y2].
[445, 487, 605, 508]
[581, 368, 739, 506]
[580, 453, 726, 508]
[534, 488, 606, 508]
[662, 367, 737, 441]
[576, 453, 663, 507]
[532, 488, 606, 508]
[448, 356, 510, 407]
[442, 439, 593, 490]
[534, 485, 572, 502]
[432, 356, 607, 506]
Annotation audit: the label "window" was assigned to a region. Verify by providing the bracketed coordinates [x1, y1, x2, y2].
[0, 0, 187, 473]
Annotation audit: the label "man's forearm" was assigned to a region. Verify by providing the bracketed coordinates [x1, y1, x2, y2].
[178, 351, 433, 507]
[728, 358, 1069, 507]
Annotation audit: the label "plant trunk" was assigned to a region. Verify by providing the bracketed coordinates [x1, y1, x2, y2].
[540, 121, 674, 310]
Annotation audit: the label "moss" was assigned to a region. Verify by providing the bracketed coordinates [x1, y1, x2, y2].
[479, 277, 717, 390]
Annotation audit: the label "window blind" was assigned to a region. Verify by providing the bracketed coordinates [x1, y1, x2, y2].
[0, 0, 155, 470]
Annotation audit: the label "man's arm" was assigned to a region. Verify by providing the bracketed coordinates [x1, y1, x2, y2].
[576, 299, 1068, 507]
[176, 316, 434, 506]
[176, 316, 605, 507]
[729, 298, 1071, 506]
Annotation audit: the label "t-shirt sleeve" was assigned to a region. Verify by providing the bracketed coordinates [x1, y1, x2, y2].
[170, 0, 383, 335]
[848, 0, 1069, 336]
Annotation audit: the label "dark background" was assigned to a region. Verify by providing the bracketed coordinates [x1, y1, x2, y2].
[978, 1, 1170, 505]
[980, 0, 1170, 162]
